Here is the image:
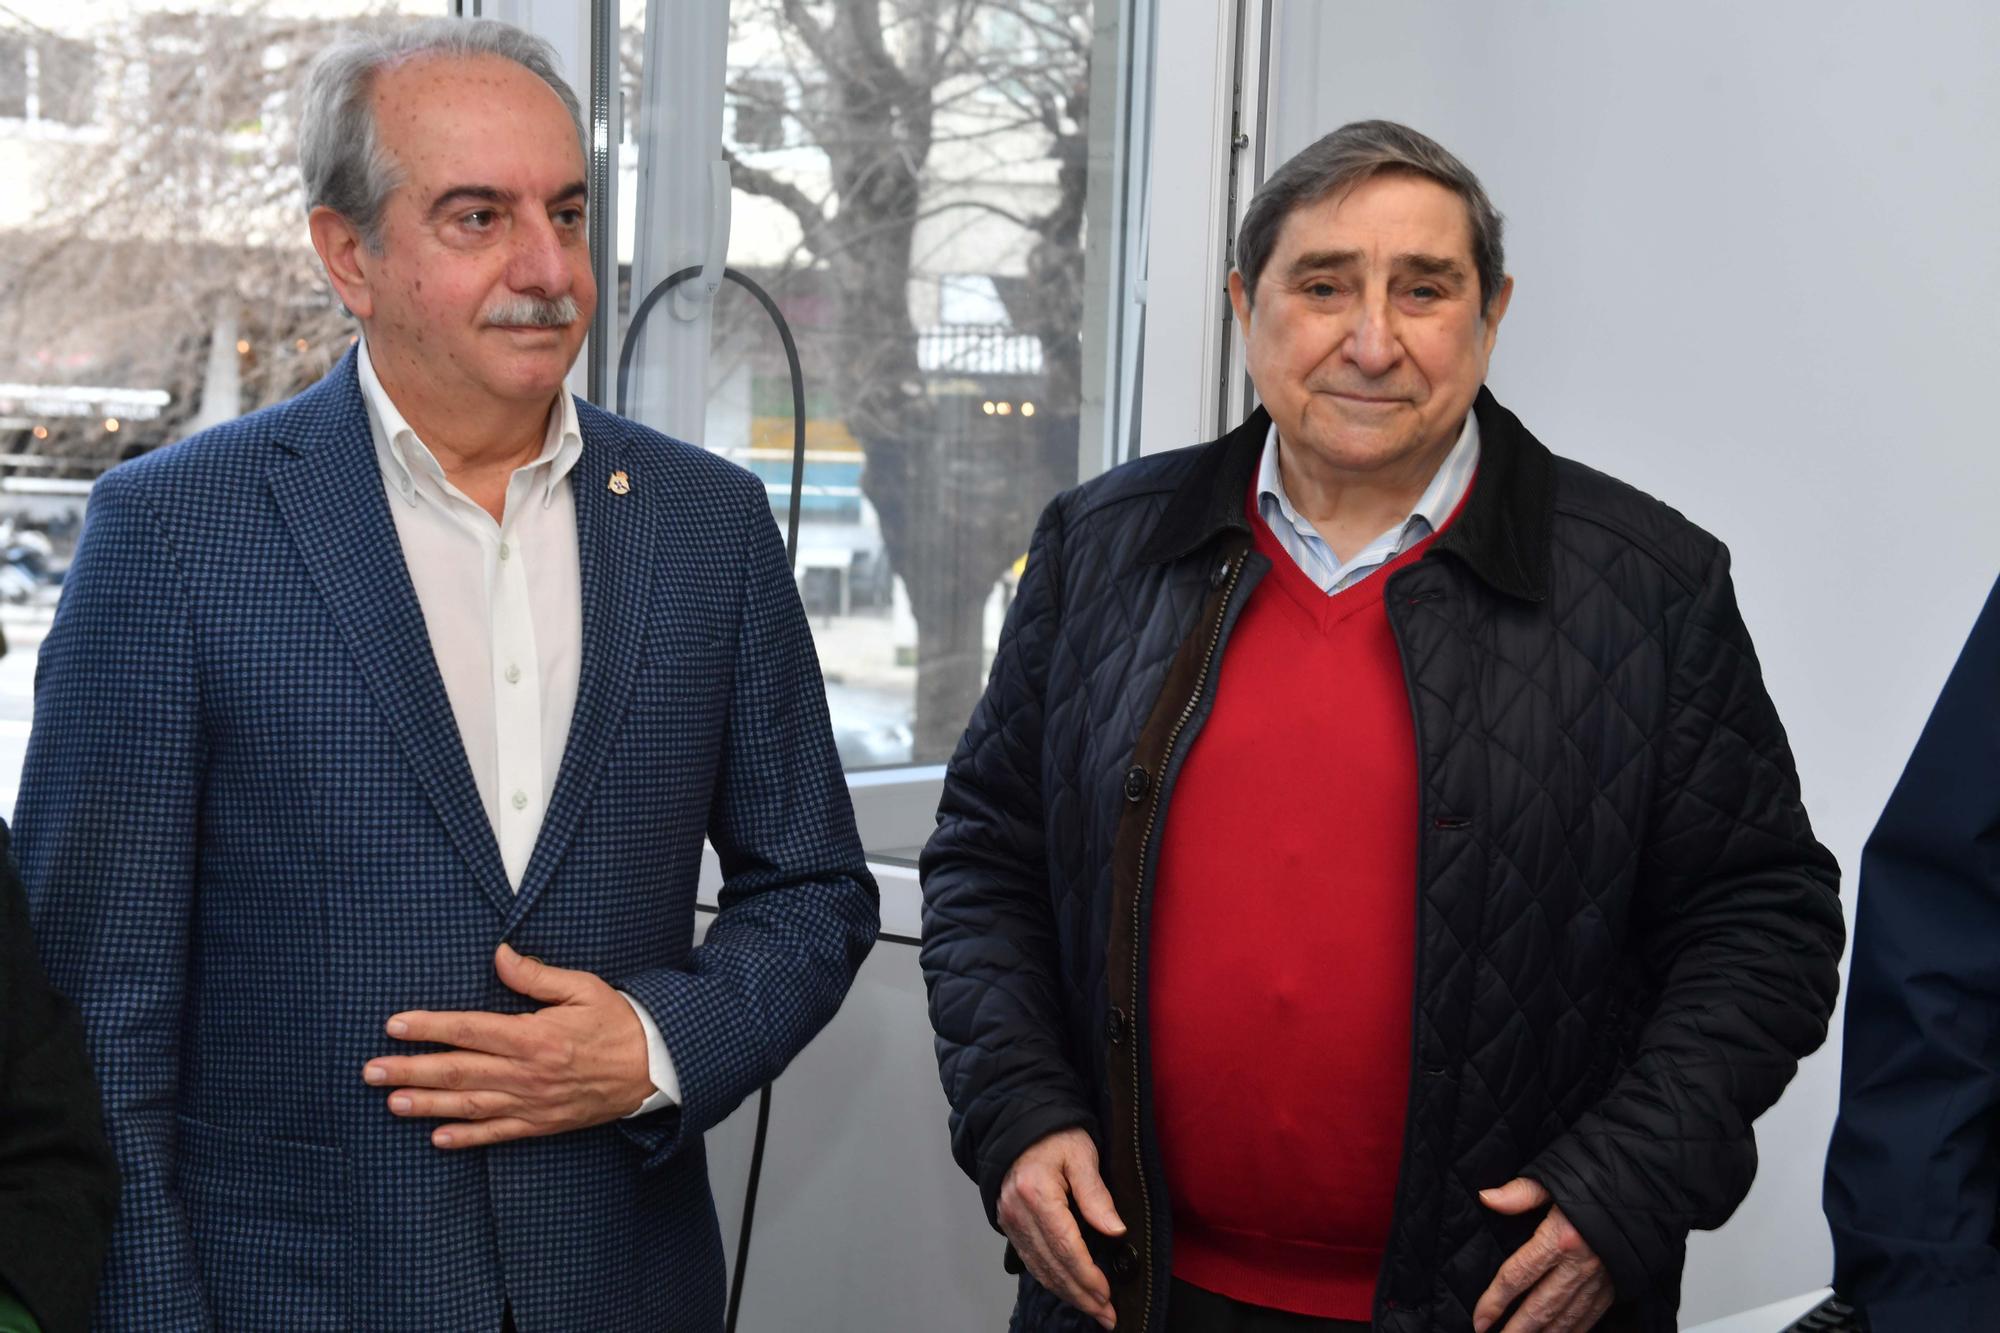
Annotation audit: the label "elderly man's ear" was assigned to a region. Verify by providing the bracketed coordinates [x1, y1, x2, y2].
[1481, 274, 1515, 349]
[309, 205, 375, 320]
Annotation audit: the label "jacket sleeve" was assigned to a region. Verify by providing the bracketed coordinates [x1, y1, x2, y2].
[0, 822, 119, 1333]
[614, 471, 879, 1167]
[1822, 573, 2000, 1333]
[919, 496, 1097, 1226]
[1524, 542, 1845, 1302]
[15, 470, 212, 1329]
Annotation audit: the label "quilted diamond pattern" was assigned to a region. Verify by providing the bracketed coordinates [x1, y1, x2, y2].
[921, 394, 1842, 1333]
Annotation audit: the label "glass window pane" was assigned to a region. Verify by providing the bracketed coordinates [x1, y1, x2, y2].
[729, 73, 787, 152]
[620, 0, 1128, 770]
[35, 37, 94, 126]
[0, 37, 26, 120]
[0, 0, 443, 818]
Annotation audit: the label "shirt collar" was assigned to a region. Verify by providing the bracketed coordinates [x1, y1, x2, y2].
[1256, 407, 1482, 546]
[356, 336, 584, 510]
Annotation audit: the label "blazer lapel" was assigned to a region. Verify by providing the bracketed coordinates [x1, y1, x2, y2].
[266, 357, 515, 918]
[506, 420, 659, 929]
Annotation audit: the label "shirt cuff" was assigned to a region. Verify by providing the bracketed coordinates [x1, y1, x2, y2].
[617, 989, 680, 1116]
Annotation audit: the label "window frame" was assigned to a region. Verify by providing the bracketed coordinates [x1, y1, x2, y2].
[546, 0, 1167, 848]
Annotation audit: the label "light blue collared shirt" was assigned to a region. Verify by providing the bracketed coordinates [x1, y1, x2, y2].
[1255, 410, 1480, 595]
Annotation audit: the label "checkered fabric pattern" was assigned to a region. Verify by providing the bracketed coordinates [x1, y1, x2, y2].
[17, 351, 878, 1332]
[921, 390, 1843, 1333]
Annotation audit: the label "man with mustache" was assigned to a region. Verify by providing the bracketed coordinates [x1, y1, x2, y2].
[921, 120, 1842, 1333]
[18, 19, 875, 1331]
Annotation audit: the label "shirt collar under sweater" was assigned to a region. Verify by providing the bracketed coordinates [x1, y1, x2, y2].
[1254, 409, 1480, 596]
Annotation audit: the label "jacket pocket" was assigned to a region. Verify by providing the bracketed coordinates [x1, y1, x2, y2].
[625, 639, 732, 784]
[173, 1113, 353, 1331]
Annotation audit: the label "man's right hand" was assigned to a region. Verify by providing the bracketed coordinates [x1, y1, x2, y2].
[997, 1127, 1127, 1330]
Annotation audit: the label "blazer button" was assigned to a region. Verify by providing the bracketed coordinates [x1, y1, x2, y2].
[1110, 1242, 1139, 1281]
[1123, 766, 1150, 802]
[1107, 1006, 1128, 1045]
[1209, 556, 1234, 588]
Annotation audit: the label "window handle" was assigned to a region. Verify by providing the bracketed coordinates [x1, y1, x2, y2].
[672, 158, 734, 322]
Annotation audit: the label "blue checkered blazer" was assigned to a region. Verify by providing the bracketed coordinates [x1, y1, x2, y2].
[17, 352, 879, 1331]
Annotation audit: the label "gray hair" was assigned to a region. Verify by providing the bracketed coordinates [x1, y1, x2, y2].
[1236, 119, 1507, 316]
[297, 18, 585, 252]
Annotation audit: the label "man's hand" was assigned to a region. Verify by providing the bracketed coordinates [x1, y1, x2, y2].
[996, 1127, 1126, 1331]
[1473, 1178, 1615, 1333]
[362, 943, 654, 1150]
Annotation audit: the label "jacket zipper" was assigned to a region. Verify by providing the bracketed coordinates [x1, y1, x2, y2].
[1128, 551, 1247, 1333]
[1375, 575, 1447, 1323]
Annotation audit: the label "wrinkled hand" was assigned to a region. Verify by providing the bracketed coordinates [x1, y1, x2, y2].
[362, 943, 653, 1149]
[1473, 1178, 1615, 1333]
[997, 1127, 1127, 1330]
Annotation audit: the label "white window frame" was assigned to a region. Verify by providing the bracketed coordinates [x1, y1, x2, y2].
[1137, 0, 1272, 454]
[493, 0, 1174, 855]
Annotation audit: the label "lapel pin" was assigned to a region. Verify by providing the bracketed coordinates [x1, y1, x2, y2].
[607, 470, 631, 496]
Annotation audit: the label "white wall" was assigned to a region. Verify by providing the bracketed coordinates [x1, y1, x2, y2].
[700, 867, 1021, 1331]
[1262, 0, 2000, 1321]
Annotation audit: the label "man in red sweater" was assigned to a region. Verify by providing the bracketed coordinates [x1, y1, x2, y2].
[921, 121, 1841, 1333]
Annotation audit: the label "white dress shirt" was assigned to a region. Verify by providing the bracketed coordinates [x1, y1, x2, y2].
[356, 340, 678, 1114]
[1255, 410, 1481, 594]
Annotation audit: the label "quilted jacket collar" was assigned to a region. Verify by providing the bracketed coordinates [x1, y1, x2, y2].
[1136, 384, 1553, 603]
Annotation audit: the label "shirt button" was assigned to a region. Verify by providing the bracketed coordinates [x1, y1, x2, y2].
[511, 790, 529, 811]
[505, 663, 522, 684]
[499, 541, 512, 561]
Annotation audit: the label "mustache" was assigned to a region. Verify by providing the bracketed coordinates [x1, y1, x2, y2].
[484, 294, 581, 328]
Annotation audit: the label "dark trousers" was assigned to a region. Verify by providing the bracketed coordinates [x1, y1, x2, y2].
[1164, 1278, 1372, 1333]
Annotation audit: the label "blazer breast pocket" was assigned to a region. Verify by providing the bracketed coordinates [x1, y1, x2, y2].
[174, 1113, 353, 1330]
[631, 633, 733, 708]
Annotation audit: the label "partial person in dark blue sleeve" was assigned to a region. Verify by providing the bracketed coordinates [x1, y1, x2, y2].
[1825, 572, 2000, 1332]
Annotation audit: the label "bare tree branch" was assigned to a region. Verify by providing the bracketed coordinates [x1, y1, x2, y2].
[778, 0, 837, 73]
[722, 146, 833, 240]
[912, 199, 1033, 229]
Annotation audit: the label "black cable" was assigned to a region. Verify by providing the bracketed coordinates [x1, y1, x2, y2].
[617, 265, 807, 570]
[616, 263, 807, 1333]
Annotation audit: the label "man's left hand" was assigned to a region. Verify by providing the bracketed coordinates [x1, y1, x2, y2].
[1472, 1177, 1615, 1333]
[363, 943, 654, 1149]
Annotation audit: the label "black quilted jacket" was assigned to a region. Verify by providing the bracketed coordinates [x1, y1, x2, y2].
[919, 388, 1844, 1333]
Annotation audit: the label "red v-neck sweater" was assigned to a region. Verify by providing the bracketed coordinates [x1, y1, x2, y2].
[1149, 486, 1458, 1320]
